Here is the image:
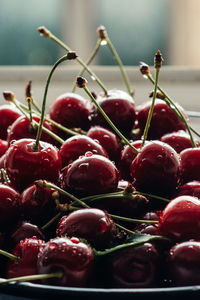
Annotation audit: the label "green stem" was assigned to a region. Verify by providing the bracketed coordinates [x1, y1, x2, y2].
[32, 99, 41, 113]
[34, 54, 70, 151]
[142, 69, 160, 146]
[136, 191, 170, 203]
[72, 39, 101, 93]
[83, 86, 139, 154]
[106, 37, 132, 96]
[41, 212, 62, 231]
[27, 98, 33, 129]
[0, 169, 10, 186]
[115, 223, 136, 235]
[0, 272, 63, 285]
[109, 213, 158, 225]
[0, 249, 19, 261]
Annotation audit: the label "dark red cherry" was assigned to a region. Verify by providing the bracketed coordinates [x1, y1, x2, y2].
[119, 140, 142, 180]
[177, 181, 200, 198]
[49, 93, 91, 133]
[180, 148, 200, 183]
[160, 130, 200, 154]
[134, 211, 162, 236]
[107, 243, 160, 288]
[158, 195, 200, 241]
[87, 126, 122, 162]
[7, 115, 59, 146]
[0, 184, 21, 231]
[0, 140, 8, 157]
[56, 208, 116, 249]
[0, 104, 21, 140]
[4, 139, 62, 191]
[59, 135, 108, 167]
[130, 141, 180, 196]
[21, 183, 56, 225]
[90, 90, 136, 134]
[168, 241, 200, 286]
[137, 100, 187, 139]
[0, 154, 6, 169]
[6, 237, 46, 279]
[62, 153, 119, 196]
[37, 237, 94, 287]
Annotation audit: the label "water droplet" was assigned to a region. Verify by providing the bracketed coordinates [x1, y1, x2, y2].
[143, 75, 148, 79]
[90, 75, 96, 81]
[85, 151, 93, 157]
[100, 40, 107, 46]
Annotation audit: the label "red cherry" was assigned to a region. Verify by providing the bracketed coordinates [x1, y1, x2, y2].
[168, 241, 200, 286]
[56, 208, 116, 249]
[7, 115, 59, 146]
[62, 154, 119, 196]
[177, 181, 200, 198]
[137, 100, 187, 139]
[6, 237, 46, 279]
[160, 130, 200, 153]
[0, 104, 21, 140]
[87, 126, 122, 162]
[158, 195, 200, 241]
[59, 135, 108, 167]
[130, 141, 180, 196]
[180, 148, 200, 183]
[0, 140, 8, 157]
[90, 90, 136, 134]
[37, 237, 94, 287]
[134, 211, 162, 236]
[49, 93, 91, 134]
[4, 139, 62, 191]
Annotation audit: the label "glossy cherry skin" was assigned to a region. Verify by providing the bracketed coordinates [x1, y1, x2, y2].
[87, 126, 122, 162]
[6, 237, 46, 279]
[137, 100, 187, 139]
[90, 90, 136, 134]
[135, 211, 161, 236]
[119, 140, 142, 180]
[177, 181, 200, 198]
[180, 148, 200, 184]
[130, 141, 180, 196]
[160, 130, 200, 154]
[0, 140, 8, 158]
[107, 243, 160, 288]
[4, 139, 62, 191]
[0, 184, 21, 231]
[37, 237, 94, 287]
[56, 208, 116, 249]
[49, 93, 91, 133]
[158, 195, 200, 241]
[0, 104, 21, 140]
[168, 241, 200, 286]
[7, 115, 59, 147]
[62, 153, 119, 196]
[59, 135, 108, 167]
[21, 183, 56, 225]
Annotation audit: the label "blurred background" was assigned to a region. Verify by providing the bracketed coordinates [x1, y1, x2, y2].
[0, 0, 199, 66]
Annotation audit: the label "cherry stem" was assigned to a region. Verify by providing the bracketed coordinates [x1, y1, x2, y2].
[109, 213, 158, 225]
[106, 36, 133, 96]
[72, 38, 102, 93]
[34, 54, 71, 151]
[41, 212, 62, 231]
[82, 85, 139, 154]
[0, 272, 63, 285]
[0, 249, 19, 262]
[147, 73, 196, 147]
[39, 27, 108, 95]
[0, 169, 10, 186]
[115, 223, 136, 235]
[26, 97, 34, 130]
[142, 68, 160, 146]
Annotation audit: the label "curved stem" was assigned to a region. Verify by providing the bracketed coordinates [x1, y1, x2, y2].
[0, 249, 19, 261]
[0, 272, 63, 285]
[115, 223, 136, 235]
[41, 212, 62, 231]
[109, 213, 158, 225]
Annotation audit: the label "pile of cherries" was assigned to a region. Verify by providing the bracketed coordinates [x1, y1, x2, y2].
[1, 28, 200, 290]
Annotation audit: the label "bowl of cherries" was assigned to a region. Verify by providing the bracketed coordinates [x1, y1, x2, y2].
[0, 25, 200, 300]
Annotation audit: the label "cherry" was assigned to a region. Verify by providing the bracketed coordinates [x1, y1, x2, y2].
[180, 148, 200, 183]
[0, 140, 8, 158]
[177, 181, 200, 198]
[90, 90, 136, 134]
[168, 241, 200, 286]
[4, 138, 62, 191]
[135, 211, 161, 236]
[87, 126, 122, 162]
[130, 141, 180, 196]
[21, 183, 56, 225]
[0, 154, 6, 169]
[137, 100, 187, 139]
[7, 115, 59, 147]
[107, 243, 160, 288]
[49, 93, 91, 135]
[56, 208, 116, 249]
[59, 135, 108, 167]
[6, 237, 46, 279]
[37, 237, 94, 287]
[62, 153, 119, 196]
[0, 104, 21, 140]
[160, 130, 200, 154]
[158, 195, 200, 241]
